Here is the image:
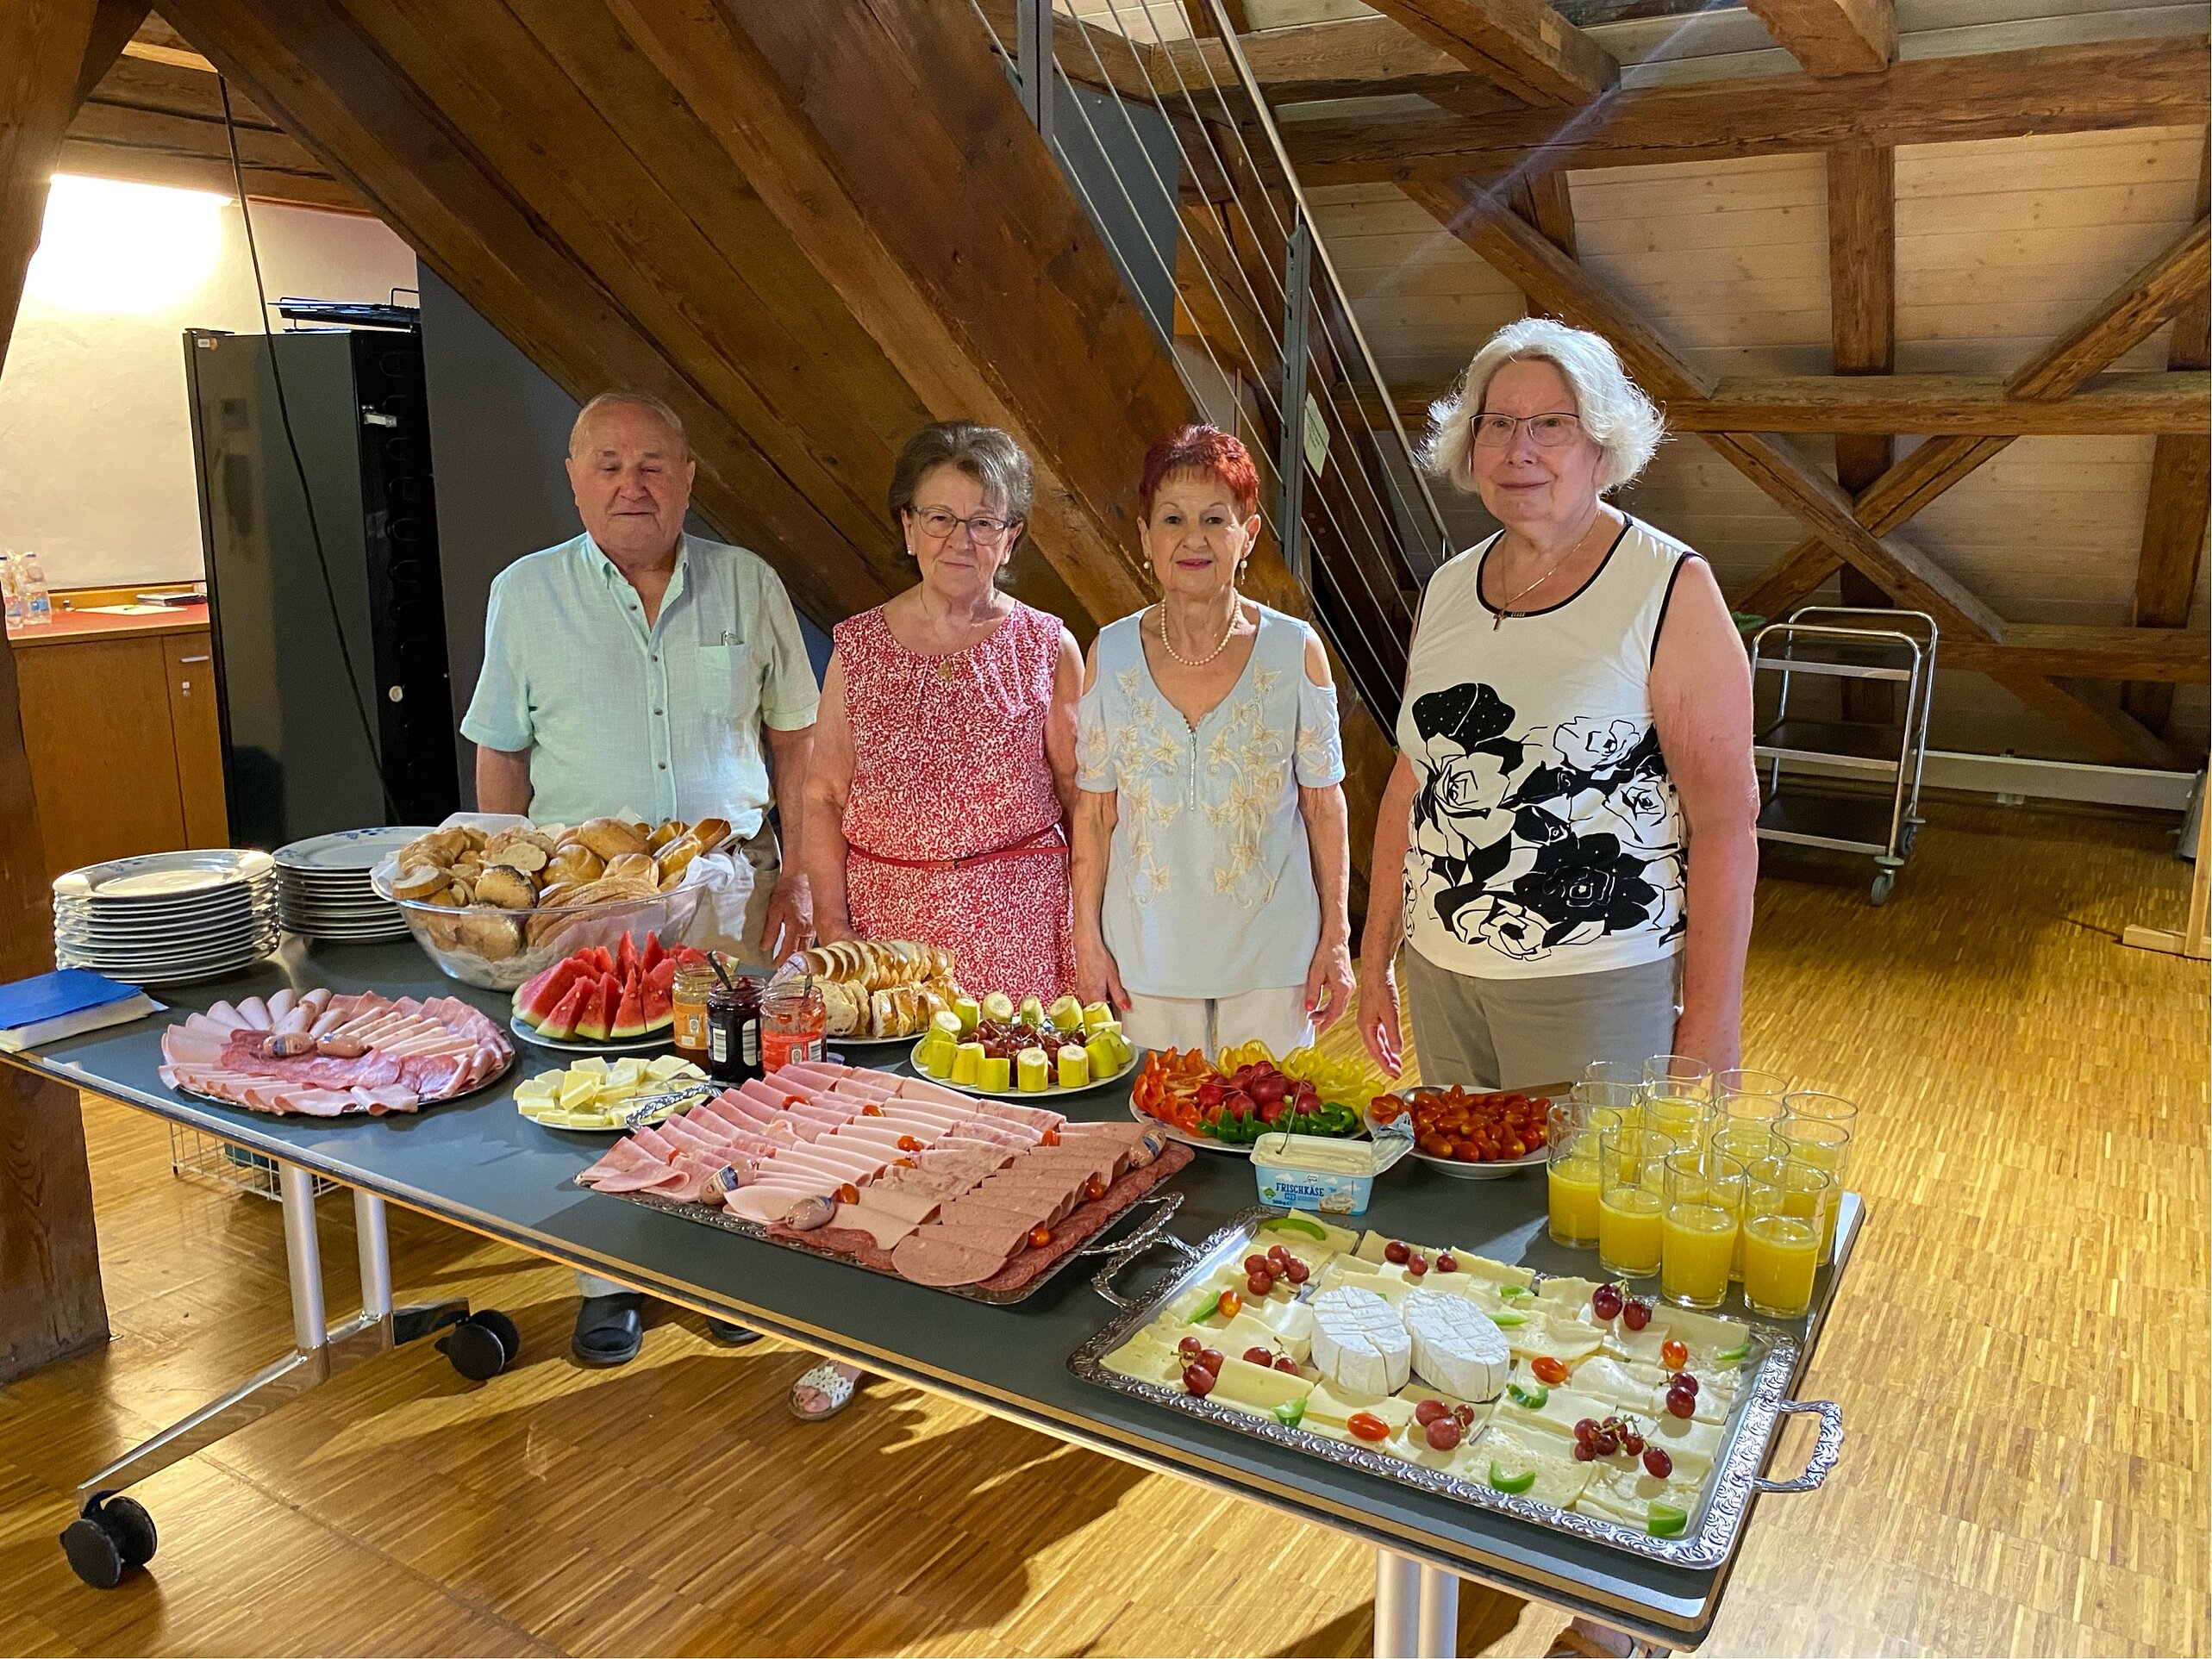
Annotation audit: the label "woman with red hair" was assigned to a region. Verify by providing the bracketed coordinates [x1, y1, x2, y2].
[1072, 424, 1353, 1059]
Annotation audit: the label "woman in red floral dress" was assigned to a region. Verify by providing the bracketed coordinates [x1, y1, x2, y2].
[790, 421, 1082, 1420]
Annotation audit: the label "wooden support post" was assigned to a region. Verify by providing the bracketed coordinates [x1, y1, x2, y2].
[1828, 143, 1897, 721]
[0, 1072, 108, 1382]
[2122, 786, 2211, 960]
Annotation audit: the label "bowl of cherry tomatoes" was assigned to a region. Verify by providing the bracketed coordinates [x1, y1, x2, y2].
[1365, 1085, 1552, 1180]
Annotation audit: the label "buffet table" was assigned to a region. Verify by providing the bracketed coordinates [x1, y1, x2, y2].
[10, 938, 1860, 1653]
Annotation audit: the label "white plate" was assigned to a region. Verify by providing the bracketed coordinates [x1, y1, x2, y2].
[58, 889, 266, 921]
[59, 951, 271, 986]
[59, 925, 278, 961]
[908, 1037, 1142, 1100]
[275, 826, 435, 873]
[508, 1010, 675, 1056]
[54, 850, 275, 902]
[1363, 1093, 1550, 1180]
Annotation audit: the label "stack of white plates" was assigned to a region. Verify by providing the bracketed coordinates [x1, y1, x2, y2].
[275, 826, 428, 941]
[53, 850, 278, 985]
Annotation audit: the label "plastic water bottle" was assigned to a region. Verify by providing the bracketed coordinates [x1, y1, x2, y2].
[19, 552, 51, 627]
[0, 555, 20, 631]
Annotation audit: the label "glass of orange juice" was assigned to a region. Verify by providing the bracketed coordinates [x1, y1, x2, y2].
[1643, 1055, 1715, 1147]
[1778, 1117, 1852, 1263]
[1597, 1126, 1672, 1278]
[1741, 1157, 1834, 1319]
[1546, 1102, 1605, 1248]
[1712, 1122, 1783, 1280]
[1661, 1150, 1741, 1309]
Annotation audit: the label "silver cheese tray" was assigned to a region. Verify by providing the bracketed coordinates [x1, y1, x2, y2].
[1066, 1205, 1842, 1569]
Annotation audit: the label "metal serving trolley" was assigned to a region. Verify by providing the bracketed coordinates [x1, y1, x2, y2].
[1749, 607, 1936, 905]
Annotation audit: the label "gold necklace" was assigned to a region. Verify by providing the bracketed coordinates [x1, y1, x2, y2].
[1154, 598, 1240, 668]
[1490, 517, 1603, 630]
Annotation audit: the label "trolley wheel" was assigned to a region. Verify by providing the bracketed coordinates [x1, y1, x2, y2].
[60, 1494, 155, 1588]
[470, 1308, 522, 1367]
[436, 1313, 516, 1381]
[1870, 870, 1895, 906]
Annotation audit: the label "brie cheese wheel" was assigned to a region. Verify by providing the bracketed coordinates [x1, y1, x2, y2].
[1403, 1288, 1511, 1400]
[1309, 1285, 1411, 1396]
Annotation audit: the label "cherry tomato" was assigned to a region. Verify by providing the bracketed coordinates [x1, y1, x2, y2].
[1661, 1338, 1689, 1369]
[1347, 1412, 1391, 1443]
[1028, 1225, 1053, 1248]
[1218, 1290, 1243, 1320]
[1531, 1356, 1569, 1386]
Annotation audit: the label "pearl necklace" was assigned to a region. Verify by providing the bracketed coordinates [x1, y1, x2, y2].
[1153, 598, 1241, 668]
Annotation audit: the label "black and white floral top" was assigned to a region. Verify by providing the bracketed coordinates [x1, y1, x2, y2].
[1396, 515, 1692, 980]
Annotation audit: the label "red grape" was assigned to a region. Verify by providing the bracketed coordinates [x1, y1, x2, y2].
[1572, 1442, 1597, 1463]
[1435, 1251, 1459, 1273]
[1622, 1431, 1645, 1456]
[1671, 1372, 1699, 1396]
[1183, 1363, 1215, 1395]
[1244, 1254, 1271, 1276]
[1272, 1356, 1300, 1375]
[1642, 1448, 1673, 1479]
[1573, 1418, 1599, 1445]
[1424, 1418, 1462, 1451]
[1595, 1431, 1619, 1456]
[1592, 1284, 1624, 1321]
[1178, 1336, 1203, 1359]
[1406, 1254, 1429, 1277]
[1242, 1345, 1274, 1366]
[1247, 1272, 1275, 1298]
[1665, 1390, 1695, 1419]
[1452, 1405, 1478, 1430]
[1384, 1239, 1412, 1264]
[1414, 1398, 1450, 1426]
[1197, 1348, 1225, 1375]
[1284, 1258, 1310, 1285]
[1622, 1298, 1652, 1332]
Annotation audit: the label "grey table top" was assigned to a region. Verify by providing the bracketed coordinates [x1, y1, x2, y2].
[12, 938, 1859, 1644]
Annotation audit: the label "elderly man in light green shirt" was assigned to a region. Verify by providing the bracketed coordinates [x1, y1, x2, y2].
[461, 389, 818, 1366]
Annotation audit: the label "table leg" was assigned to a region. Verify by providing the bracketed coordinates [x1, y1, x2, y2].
[1374, 1549, 1423, 1657]
[1416, 1564, 1459, 1656]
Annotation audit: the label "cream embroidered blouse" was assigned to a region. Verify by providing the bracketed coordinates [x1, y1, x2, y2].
[1077, 605, 1345, 998]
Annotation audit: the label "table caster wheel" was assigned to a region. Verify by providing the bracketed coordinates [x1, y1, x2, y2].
[60, 1494, 155, 1587]
[436, 1312, 517, 1381]
[1870, 870, 1895, 905]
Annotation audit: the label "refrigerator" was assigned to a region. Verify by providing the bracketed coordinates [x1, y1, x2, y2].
[183, 315, 459, 846]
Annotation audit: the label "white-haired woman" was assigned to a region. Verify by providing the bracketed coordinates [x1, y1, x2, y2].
[1356, 319, 1757, 1090]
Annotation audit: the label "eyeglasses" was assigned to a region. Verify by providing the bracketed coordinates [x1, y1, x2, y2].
[1471, 411, 1583, 449]
[909, 508, 1019, 545]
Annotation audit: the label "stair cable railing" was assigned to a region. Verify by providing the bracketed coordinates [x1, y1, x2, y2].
[966, 0, 1453, 729]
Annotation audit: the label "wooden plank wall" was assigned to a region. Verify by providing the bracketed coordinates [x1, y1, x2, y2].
[1308, 120, 2210, 760]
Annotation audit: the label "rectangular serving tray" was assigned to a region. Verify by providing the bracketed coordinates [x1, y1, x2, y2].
[1067, 1205, 1842, 1569]
[581, 1144, 1191, 1307]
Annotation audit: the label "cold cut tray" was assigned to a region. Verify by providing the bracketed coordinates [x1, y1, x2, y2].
[584, 1142, 1194, 1307]
[1068, 1206, 1842, 1568]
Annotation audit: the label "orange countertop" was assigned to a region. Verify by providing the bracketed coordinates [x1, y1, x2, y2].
[6, 602, 210, 647]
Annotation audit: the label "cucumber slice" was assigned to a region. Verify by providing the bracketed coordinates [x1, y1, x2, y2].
[1485, 1461, 1536, 1494]
[1491, 1310, 1528, 1327]
[1507, 1381, 1549, 1409]
[1647, 1502, 1689, 1537]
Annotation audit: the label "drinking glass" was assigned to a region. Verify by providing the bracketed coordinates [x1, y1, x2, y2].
[1581, 1059, 1644, 1095]
[1778, 1117, 1852, 1263]
[1716, 1066, 1790, 1103]
[1740, 1157, 1834, 1319]
[1572, 1078, 1642, 1126]
[1546, 1101, 1603, 1248]
[1785, 1090, 1859, 1128]
[1710, 1120, 1784, 1280]
[1643, 1054, 1715, 1147]
[1661, 1150, 1742, 1310]
[1597, 1126, 1673, 1278]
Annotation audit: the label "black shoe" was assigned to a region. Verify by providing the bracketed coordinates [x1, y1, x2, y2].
[572, 1293, 644, 1366]
[705, 1319, 762, 1347]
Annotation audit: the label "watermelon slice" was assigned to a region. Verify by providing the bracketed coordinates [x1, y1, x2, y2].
[641, 958, 676, 1031]
[539, 979, 589, 1042]
[640, 932, 666, 976]
[584, 945, 615, 976]
[610, 971, 648, 1040]
[515, 958, 586, 1028]
[615, 932, 640, 980]
[573, 978, 613, 1045]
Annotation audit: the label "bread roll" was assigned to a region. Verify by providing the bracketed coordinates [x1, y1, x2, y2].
[690, 816, 734, 851]
[458, 826, 490, 852]
[404, 826, 470, 865]
[485, 839, 549, 875]
[445, 875, 475, 906]
[647, 819, 689, 852]
[544, 842, 603, 886]
[820, 980, 866, 1036]
[473, 865, 538, 910]
[576, 815, 650, 859]
[452, 910, 522, 961]
[392, 864, 450, 901]
[536, 881, 577, 908]
[654, 835, 703, 889]
[603, 851, 657, 887]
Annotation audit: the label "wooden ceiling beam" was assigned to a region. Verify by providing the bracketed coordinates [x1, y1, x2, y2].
[1288, 37, 2209, 184]
[1980, 671, 2189, 770]
[161, 0, 893, 627]
[1742, 0, 1893, 78]
[61, 97, 358, 210]
[69, 0, 151, 115]
[2122, 143, 2211, 734]
[1370, 371, 2212, 434]
[1355, 0, 1617, 106]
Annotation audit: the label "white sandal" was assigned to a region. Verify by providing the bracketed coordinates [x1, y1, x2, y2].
[787, 1362, 861, 1421]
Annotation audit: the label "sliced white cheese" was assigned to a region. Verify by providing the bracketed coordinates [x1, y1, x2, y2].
[1479, 1425, 1598, 1510]
[1572, 1463, 1704, 1530]
[1103, 1331, 1184, 1385]
[1208, 1354, 1315, 1413]
[1492, 1384, 1615, 1443]
[1309, 1285, 1411, 1396]
[1245, 1297, 1315, 1363]
[1509, 1312, 1606, 1366]
[1403, 1288, 1511, 1401]
[1315, 1260, 1414, 1306]
[1304, 1380, 1415, 1432]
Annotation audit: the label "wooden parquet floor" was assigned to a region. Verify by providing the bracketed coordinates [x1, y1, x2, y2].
[0, 801, 2203, 1657]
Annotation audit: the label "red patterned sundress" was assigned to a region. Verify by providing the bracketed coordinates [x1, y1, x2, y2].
[834, 599, 1073, 1002]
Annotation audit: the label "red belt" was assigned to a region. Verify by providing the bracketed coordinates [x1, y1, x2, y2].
[846, 822, 1065, 874]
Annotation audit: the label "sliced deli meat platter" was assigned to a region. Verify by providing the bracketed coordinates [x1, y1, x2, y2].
[577, 1058, 1190, 1302]
[159, 987, 515, 1116]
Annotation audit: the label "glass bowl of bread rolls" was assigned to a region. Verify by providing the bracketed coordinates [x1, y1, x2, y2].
[372, 814, 733, 989]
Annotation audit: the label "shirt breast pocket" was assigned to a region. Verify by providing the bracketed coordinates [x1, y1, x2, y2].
[692, 641, 758, 726]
